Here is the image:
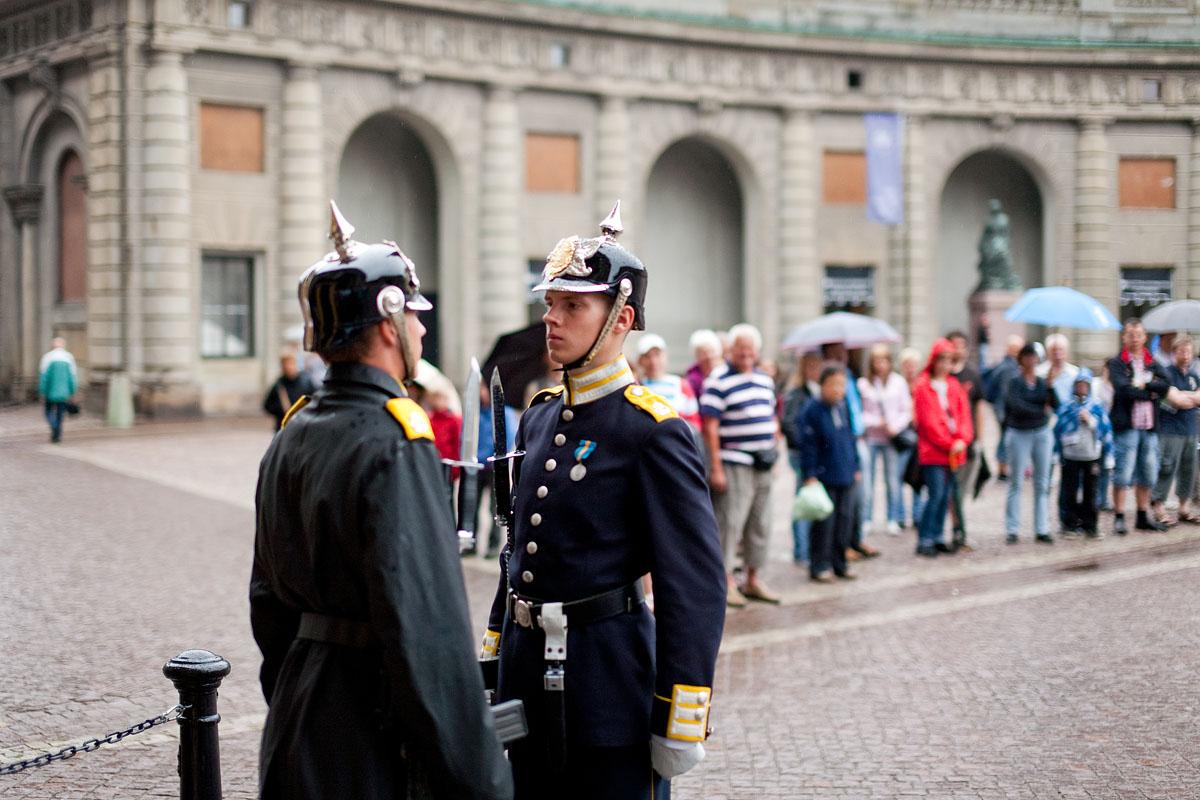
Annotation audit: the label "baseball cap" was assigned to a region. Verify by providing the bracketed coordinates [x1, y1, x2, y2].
[636, 333, 667, 357]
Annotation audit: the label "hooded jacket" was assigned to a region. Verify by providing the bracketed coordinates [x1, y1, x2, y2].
[912, 338, 974, 467]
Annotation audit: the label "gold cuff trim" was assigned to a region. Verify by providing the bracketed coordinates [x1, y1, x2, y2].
[480, 629, 500, 658]
[666, 683, 711, 743]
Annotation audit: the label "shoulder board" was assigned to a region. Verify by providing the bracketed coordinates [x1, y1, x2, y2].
[527, 385, 565, 408]
[385, 397, 435, 441]
[280, 395, 310, 429]
[624, 385, 678, 423]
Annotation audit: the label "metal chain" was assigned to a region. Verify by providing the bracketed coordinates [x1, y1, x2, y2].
[0, 704, 187, 776]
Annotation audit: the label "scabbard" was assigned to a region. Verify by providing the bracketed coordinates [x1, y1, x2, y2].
[544, 669, 567, 774]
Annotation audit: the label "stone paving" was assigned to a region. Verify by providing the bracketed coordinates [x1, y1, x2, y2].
[3, 407, 1200, 798]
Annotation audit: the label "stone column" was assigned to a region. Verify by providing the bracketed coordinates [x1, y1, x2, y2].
[1188, 118, 1200, 301]
[86, 44, 125, 384]
[594, 95, 629, 233]
[142, 46, 198, 410]
[4, 184, 43, 383]
[279, 63, 325, 346]
[902, 114, 934, 352]
[778, 109, 820, 337]
[478, 84, 525, 345]
[1073, 116, 1114, 363]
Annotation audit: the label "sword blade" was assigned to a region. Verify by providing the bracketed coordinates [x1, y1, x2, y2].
[490, 368, 511, 528]
[459, 358, 481, 464]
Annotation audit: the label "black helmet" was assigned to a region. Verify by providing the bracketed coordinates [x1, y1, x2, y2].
[532, 201, 647, 330]
[299, 201, 431, 353]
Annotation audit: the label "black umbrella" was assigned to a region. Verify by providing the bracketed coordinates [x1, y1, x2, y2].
[482, 322, 550, 405]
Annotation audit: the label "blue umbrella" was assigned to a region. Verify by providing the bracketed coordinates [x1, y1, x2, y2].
[1004, 287, 1121, 330]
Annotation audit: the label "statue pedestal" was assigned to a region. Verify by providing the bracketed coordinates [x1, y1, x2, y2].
[970, 290, 1025, 368]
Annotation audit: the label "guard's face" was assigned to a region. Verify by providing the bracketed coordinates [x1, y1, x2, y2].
[405, 310, 426, 365]
[543, 291, 610, 366]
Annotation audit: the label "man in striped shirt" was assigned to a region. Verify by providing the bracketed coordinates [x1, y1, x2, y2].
[701, 323, 781, 606]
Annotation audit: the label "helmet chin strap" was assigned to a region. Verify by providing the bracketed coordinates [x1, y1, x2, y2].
[377, 287, 420, 389]
[570, 279, 633, 371]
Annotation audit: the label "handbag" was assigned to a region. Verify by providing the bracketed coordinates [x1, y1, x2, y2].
[890, 426, 917, 452]
[903, 447, 924, 491]
[793, 481, 834, 521]
[751, 447, 779, 472]
[65, 401, 80, 416]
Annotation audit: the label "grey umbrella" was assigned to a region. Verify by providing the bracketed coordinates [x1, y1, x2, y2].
[1141, 300, 1200, 333]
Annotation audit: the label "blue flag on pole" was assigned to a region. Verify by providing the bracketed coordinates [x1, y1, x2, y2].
[865, 112, 904, 225]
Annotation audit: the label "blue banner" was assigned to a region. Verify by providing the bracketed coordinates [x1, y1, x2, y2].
[865, 112, 904, 225]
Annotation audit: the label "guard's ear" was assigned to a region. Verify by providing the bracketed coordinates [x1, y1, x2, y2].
[612, 303, 636, 337]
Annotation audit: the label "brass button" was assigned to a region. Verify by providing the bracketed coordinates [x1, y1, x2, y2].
[554, 433, 566, 446]
[526, 541, 538, 554]
[545, 458, 557, 471]
[521, 570, 534, 583]
[531, 513, 542, 526]
[561, 409, 574, 422]
[537, 485, 548, 499]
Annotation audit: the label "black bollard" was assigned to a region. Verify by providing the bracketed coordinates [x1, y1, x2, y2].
[163, 650, 232, 800]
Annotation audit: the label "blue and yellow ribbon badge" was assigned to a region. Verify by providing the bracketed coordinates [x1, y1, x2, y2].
[570, 440, 596, 482]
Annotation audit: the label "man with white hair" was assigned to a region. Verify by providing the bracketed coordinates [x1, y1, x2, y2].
[1036, 333, 1079, 406]
[701, 323, 781, 606]
[38, 337, 77, 443]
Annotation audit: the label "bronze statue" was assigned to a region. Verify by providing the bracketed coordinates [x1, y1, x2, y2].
[976, 199, 1022, 292]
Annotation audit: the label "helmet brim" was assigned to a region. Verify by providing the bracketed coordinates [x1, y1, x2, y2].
[532, 279, 612, 295]
[406, 293, 433, 312]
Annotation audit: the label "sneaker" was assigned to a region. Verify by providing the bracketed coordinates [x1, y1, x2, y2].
[834, 571, 858, 581]
[1085, 529, 1103, 539]
[935, 541, 957, 554]
[886, 521, 902, 536]
[1136, 514, 1169, 533]
[1114, 514, 1128, 536]
[1006, 533, 1019, 545]
[810, 571, 835, 584]
[915, 544, 938, 557]
[1035, 533, 1054, 544]
[1060, 528, 1082, 539]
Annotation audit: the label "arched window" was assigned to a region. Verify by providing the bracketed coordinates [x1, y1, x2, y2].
[57, 150, 87, 303]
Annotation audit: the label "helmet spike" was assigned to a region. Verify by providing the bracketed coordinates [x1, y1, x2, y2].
[329, 199, 356, 262]
[599, 200, 623, 241]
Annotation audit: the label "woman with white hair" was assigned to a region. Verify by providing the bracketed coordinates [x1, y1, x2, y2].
[686, 328, 723, 400]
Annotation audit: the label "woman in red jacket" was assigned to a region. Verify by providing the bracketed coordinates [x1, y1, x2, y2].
[912, 338, 975, 557]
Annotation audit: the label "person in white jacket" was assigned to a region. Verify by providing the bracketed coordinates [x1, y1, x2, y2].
[858, 344, 914, 535]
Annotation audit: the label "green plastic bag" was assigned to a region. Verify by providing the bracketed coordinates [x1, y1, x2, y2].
[793, 481, 834, 522]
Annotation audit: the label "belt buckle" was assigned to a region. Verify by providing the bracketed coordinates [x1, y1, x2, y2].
[514, 598, 534, 629]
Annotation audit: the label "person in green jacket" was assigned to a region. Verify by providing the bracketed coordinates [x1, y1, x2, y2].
[38, 337, 77, 443]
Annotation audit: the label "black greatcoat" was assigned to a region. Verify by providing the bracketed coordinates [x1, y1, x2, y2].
[251, 362, 512, 800]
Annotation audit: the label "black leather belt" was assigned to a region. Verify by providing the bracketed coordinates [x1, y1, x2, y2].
[297, 612, 375, 649]
[508, 582, 645, 630]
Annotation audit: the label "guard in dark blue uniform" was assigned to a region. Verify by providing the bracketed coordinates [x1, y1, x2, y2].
[481, 203, 727, 799]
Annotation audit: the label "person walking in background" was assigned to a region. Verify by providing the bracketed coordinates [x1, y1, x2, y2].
[897, 347, 926, 529]
[262, 349, 318, 431]
[984, 333, 1025, 480]
[1055, 368, 1112, 538]
[38, 337, 77, 444]
[1003, 344, 1059, 545]
[782, 350, 822, 564]
[799, 365, 862, 583]
[636, 333, 701, 431]
[702, 323, 781, 606]
[911, 338, 974, 557]
[859, 344, 912, 536]
[821, 340, 879, 560]
[686, 329, 724, 401]
[946, 330, 985, 547]
[1152, 335, 1200, 526]
[1108, 318, 1174, 534]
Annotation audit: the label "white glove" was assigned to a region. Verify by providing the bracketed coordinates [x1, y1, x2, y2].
[651, 734, 705, 779]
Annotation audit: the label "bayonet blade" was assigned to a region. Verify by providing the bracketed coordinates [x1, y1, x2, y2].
[490, 367, 511, 529]
[459, 358, 481, 465]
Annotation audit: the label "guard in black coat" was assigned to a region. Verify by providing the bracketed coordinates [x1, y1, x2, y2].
[481, 203, 727, 799]
[251, 203, 512, 800]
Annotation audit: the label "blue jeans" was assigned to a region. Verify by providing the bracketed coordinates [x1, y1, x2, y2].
[1005, 425, 1054, 536]
[788, 451, 810, 563]
[44, 401, 66, 442]
[918, 465, 951, 547]
[1113, 428, 1159, 489]
[864, 441, 903, 525]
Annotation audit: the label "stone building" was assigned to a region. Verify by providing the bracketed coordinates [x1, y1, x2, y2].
[2, 0, 1200, 413]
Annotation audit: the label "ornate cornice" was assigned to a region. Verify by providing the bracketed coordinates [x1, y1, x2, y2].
[4, 183, 43, 224]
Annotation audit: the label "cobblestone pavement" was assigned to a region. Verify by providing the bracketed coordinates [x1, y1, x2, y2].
[3, 409, 1200, 798]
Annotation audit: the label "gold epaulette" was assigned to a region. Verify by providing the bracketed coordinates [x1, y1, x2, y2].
[280, 395, 310, 429]
[385, 397, 435, 441]
[527, 384, 565, 408]
[623, 385, 678, 422]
